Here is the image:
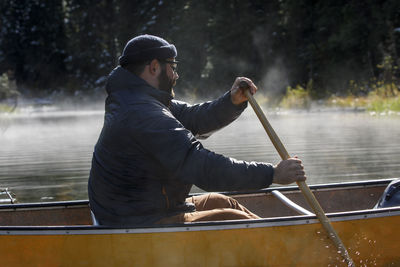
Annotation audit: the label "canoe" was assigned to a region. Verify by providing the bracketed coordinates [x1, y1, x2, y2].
[0, 178, 399, 266]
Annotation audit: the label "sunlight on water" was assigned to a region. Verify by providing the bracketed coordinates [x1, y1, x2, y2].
[1, 107, 400, 203]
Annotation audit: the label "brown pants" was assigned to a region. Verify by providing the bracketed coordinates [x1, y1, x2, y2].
[157, 193, 260, 224]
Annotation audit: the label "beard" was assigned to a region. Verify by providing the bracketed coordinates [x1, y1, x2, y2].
[158, 66, 176, 98]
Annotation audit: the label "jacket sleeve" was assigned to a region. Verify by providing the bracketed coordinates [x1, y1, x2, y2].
[130, 102, 274, 192]
[169, 91, 247, 139]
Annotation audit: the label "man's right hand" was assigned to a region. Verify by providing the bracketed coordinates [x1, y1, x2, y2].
[272, 157, 307, 185]
[230, 77, 257, 105]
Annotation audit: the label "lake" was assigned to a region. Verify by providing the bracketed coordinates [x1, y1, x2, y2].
[1, 104, 400, 203]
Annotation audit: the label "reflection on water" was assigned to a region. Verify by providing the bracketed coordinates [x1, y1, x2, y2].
[1, 107, 400, 203]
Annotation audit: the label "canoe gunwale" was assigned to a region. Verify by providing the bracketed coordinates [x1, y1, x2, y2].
[224, 177, 395, 196]
[0, 199, 88, 211]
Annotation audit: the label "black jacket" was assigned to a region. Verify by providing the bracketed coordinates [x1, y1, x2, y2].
[88, 66, 274, 226]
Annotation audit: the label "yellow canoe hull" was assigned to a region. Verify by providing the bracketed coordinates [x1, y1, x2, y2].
[1, 179, 399, 266]
[1, 210, 399, 266]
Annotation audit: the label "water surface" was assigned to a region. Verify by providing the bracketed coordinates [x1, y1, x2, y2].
[1, 107, 399, 203]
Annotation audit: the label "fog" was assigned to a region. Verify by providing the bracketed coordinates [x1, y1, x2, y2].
[1, 101, 400, 203]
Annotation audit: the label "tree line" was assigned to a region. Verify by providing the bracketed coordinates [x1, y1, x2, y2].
[1, 0, 399, 101]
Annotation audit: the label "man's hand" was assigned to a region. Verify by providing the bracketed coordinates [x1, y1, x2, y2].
[230, 77, 258, 105]
[273, 157, 307, 185]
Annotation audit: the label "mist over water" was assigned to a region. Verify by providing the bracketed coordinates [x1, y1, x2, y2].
[1, 105, 400, 203]
[0, 109, 103, 202]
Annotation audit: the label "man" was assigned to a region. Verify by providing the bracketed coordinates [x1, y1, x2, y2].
[88, 34, 306, 226]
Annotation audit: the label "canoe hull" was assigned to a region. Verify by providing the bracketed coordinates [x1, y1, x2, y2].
[1, 209, 399, 267]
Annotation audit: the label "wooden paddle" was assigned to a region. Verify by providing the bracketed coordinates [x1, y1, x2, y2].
[240, 81, 355, 267]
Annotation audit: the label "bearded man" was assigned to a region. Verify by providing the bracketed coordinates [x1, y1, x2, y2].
[88, 34, 306, 226]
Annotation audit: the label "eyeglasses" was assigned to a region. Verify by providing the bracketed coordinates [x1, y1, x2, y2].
[162, 60, 178, 73]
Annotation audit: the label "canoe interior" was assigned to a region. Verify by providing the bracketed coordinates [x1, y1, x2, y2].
[235, 180, 388, 218]
[0, 178, 394, 226]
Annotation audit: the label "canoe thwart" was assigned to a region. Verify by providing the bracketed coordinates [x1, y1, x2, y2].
[271, 190, 314, 216]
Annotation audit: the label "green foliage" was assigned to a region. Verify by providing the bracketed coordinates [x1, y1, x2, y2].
[367, 95, 400, 112]
[0, 104, 13, 113]
[327, 94, 368, 109]
[328, 76, 400, 113]
[0, 72, 19, 100]
[280, 82, 311, 109]
[0, 72, 19, 113]
[366, 84, 400, 112]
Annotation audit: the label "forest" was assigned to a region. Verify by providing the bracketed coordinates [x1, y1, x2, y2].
[0, 0, 399, 108]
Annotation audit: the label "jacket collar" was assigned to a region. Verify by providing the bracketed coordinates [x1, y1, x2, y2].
[106, 66, 173, 106]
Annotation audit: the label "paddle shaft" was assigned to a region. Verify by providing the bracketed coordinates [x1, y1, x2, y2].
[241, 82, 354, 266]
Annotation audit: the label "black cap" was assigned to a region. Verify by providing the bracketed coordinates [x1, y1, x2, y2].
[119, 34, 177, 66]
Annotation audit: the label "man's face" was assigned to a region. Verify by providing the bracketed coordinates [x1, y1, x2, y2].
[157, 58, 178, 97]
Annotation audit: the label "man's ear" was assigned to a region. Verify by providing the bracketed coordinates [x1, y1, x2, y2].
[149, 59, 160, 75]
